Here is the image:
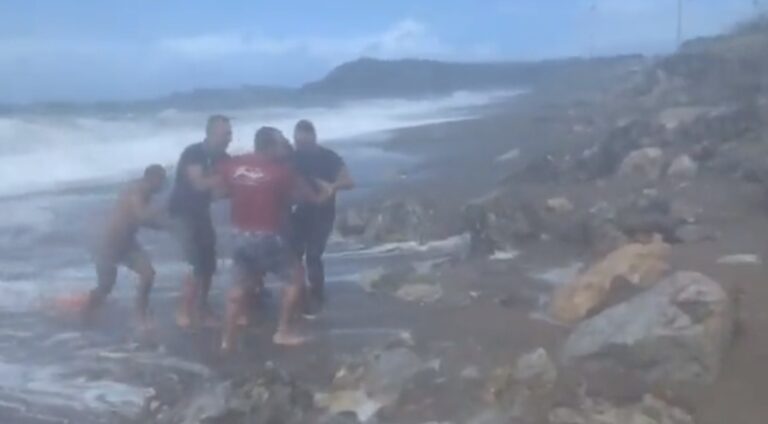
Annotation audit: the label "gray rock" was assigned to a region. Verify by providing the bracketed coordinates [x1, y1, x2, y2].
[563, 271, 734, 385]
[514, 348, 558, 391]
[467, 409, 515, 424]
[319, 412, 363, 424]
[363, 348, 428, 403]
[550, 394, 694, 424]
[337, 208, 370, 237]
[177, 382, 232, 424]
[364, 200, 433, 244]
[163, 366, 315, 424]
[617, 147, 666, 181]
[675, 224, 716, 243]
[667, 154, 698, 180]
[615, 192, 683, 241]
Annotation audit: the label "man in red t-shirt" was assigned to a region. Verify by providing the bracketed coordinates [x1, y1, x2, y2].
[219, 126, 330, 351]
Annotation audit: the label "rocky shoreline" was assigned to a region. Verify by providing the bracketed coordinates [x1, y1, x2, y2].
[6, 18, 768, 424]
[192, 17, 768, 424]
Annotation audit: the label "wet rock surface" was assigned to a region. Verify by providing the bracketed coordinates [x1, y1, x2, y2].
[156, 363, 315, 424]
[549, 395, 695, 424]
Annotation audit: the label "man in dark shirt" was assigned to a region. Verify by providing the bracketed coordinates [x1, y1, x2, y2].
[291, 120, 354, 315]
[169, 115, 232, 328]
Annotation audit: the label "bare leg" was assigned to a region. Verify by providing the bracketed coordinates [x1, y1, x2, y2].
[198, 275, 221, 327]
[238, 274, 263, 327]
[127, 251, 155, 334]
[222, 286, 246, 353]
[176, 273, 198, 328]
[273, 265, 309, 346]
[84, 262, 117, 325]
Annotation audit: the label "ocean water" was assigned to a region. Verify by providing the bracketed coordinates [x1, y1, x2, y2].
[0, 90, 517, 198]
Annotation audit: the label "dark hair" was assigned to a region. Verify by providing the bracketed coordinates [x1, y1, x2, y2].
[254, 126, 282, 153]
[144, 164, 167, 180]
[295, 119, 316, 137]
[206, 114, 230, 135]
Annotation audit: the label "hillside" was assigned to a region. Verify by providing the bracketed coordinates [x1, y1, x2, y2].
[301, 56, 643, 98]
[5, 55, 645, 114]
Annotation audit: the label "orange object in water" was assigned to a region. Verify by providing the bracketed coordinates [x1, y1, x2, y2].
[51, 293, 91, 314]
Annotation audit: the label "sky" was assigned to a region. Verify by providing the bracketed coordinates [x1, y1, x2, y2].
[0, 0, 760, 103]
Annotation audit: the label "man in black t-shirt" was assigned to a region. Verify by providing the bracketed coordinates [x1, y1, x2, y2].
[169, 115, 231, 327]
[291, 120, 354, 315]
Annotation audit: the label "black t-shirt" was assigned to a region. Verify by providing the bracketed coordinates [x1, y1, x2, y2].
[294, 146, 344, 212]
[169, 142, 228, 220]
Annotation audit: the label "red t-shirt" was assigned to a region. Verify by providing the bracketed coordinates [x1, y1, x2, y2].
[220, 153, 295, 233]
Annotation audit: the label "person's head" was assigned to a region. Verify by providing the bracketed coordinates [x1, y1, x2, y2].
[143, 164, 167, 194]
[254, 126, 287, 159]
[293, 119, 317, 151]
[204, 115, 232, 153]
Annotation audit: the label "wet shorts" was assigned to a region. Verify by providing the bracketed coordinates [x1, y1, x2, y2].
[232, 232, 294, 283]
[93, 240, 152, 294]
[93, 240, 148, 271]
[172, 217, 217, 279]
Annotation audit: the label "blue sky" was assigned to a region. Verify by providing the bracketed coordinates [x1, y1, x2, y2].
[0, 0, 760, 103]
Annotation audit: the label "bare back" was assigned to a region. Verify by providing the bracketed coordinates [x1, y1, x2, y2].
[98, 181, 151, 259]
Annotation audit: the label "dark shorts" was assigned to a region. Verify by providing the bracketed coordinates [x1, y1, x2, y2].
[232, 232, 294, 284]
[172, 217, 217, 279]
[290, 205, 335, 257]
[92, 240, 153, 293]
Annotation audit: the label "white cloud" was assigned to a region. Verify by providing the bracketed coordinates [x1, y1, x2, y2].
[158, 19, 475, 63]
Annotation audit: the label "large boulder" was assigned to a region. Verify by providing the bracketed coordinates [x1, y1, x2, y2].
[550, 237, 670, 323]
[463, 193, 543, 256]
[576, 119, 667, 180]
[563, 272, 734, 386]
[617, 147, 666, 181]
[614, 191, 689, 242]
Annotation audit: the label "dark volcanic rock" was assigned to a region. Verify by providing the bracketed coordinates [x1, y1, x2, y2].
[157, 365, 315, 424]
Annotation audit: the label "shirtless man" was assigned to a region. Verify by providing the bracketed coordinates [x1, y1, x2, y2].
[219, 127, 331, 351]
[83, 164, 167, 331]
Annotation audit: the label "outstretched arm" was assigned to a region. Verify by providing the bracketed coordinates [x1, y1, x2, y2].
[186, 164, 219, 192]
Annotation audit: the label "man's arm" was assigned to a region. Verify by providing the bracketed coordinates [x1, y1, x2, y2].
[293, 176, 333, 205]
[211, 163, 231, 199]
[332, 165, 355, 192]
[185, 164, 219, 192]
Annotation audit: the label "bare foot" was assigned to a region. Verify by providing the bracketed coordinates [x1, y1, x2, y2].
[273, 330, 310, 346]
[175, 309, 193, 329]
[220, 340, 235, 354]
[237, 314, 250, 327]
